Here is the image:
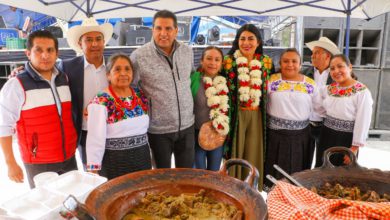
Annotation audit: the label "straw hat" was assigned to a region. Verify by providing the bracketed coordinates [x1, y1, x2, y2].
[305, 37, 341, 55]
[67, 17, 113, 54]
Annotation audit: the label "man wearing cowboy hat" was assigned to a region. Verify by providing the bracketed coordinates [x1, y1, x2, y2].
[130, 10, 195, 169]
[61, 18, 113, 169]
[302, 36, 341, 167]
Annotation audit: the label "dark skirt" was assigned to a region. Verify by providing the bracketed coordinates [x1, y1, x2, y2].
[315, 125, 353, 167]
[100, 135, 152, 180]
[264, 126, 314, 187]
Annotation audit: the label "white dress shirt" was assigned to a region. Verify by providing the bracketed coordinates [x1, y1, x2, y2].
[82, 56, 108, 130]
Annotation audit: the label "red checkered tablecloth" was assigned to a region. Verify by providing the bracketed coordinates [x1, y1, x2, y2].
[267, 181, 390, 220]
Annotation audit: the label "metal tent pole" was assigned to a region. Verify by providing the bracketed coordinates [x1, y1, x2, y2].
[345, 0, 352, 56]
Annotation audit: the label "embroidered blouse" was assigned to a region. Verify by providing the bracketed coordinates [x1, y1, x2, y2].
[267, 73, 322, 123]
[86, 88, 149, 169]
[320, 81, 373, 147]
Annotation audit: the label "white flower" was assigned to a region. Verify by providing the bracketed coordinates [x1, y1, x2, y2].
[207, 96, 220, 107]
[238, 86, 250, 94]
[249, 70, 261, 78]
[213, 76, 226, 86]
[203, 76, 212, 85]
[219, 96, 229, 105]
[251, 78, 263, 86]
[249, 59, 262, 68]
[238, 73, 250, 82]
[249, 89, 262, 99]
[205, 87, 217, 98]
[214, 120, 229, 135]
[239, 93, 250, 102]
[216, 84, 228, 94]
[251, 99, 260, 107]
[209, 109, 220, 119]
[237, 67, 249, 75]
[234, 50, 242, 59]
[236, 57, 248, 65]
[219, 104, 229, 112]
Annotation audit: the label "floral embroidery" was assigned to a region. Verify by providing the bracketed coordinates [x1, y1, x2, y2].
[269, 73, 315, 94]
[327, 82, 367, 97]
[91, 89, 148, 124]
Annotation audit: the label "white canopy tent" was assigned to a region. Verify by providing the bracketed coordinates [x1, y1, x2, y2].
[1, 0, 390, 54]
[0, 0, 389, 22]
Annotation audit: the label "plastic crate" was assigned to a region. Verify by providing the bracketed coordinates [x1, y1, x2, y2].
[5, 38, 26, 50]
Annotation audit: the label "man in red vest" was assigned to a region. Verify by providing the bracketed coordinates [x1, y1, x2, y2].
[0, 30, 78, 188]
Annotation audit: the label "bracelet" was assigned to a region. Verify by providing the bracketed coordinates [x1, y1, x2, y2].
[86, 164, 101, 171]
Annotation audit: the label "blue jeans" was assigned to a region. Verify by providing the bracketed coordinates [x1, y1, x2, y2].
[194, 129, 223, 171]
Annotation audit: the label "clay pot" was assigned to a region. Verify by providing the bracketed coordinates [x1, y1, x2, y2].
[85, 159, 267, 220]
[291, 147, 390, 195]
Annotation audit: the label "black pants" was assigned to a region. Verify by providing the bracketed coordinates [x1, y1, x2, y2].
[24, 156, 78, 188]
[79, 130, 88, 170]
[148, 125, 195, 168]
[309, 123, 322, 168]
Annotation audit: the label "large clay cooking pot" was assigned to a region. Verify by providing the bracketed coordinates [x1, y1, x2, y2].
[291, 147, 390, 194]
[85, 159, 267, 220]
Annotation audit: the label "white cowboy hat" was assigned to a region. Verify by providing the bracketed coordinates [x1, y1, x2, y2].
[305, 37, 341, 56]
[66, 17, 113, 53]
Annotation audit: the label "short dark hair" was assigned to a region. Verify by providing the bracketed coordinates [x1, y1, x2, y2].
[279, 48, 301, 65]
[27, 30, 58, 52]
[228, 24, 263, 55]
[153, 10, 177, 28]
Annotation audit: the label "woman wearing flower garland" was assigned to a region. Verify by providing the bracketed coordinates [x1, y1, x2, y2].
[316, 54, 373, 167]
[191, 46, 228, 171]
[86, 53, 151, 180]
[223, 24, 274, 189]
[264, 48, 322, 187]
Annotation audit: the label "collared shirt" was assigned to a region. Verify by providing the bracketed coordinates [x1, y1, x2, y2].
[154, 40, 179, 63]
[0, 64, 60, 137]
[311, 68, 330, 121]
[82, 56, 108, 130]
[313, 68, 330, 88]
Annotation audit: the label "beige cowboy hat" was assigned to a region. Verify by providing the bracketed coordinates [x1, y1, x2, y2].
[66, 17, 113, 54]
[306, 37, 341, 56]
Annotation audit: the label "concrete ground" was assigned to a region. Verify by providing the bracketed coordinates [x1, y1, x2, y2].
[0, 139, 389, 216]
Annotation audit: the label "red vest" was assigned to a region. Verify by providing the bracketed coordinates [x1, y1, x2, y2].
[16, 65, 77, 164]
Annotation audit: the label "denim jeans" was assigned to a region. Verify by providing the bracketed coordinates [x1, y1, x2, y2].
[194, 129, 223, 171]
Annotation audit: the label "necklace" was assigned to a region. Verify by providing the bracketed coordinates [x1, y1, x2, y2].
[233, 50, 263, 107]
[108, 85, 138, 110]
[203, 75, 229, 135]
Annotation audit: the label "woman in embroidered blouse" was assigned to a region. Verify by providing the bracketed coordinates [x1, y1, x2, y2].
[190, 46, 228, 171]
[223, 24, 274, 190]
[264, 48, 321, 187]
[86, 53, 151, 180]
[316, 54, 373, 167]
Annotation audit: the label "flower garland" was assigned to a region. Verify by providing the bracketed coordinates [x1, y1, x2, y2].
[233, 50, 263, 107]
[203, 75, 230, 135]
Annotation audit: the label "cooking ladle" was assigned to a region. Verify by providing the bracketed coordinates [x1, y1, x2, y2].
[273, 164, 304, 187]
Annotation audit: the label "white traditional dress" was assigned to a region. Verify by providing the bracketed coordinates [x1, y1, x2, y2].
[316, 81, 373, 167]
[264, 73, 322, 186]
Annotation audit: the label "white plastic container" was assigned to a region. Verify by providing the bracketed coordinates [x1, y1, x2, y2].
[0, 171, 107, 220]
[45, 170, 107, 202]
[33, 172, 59, 188]
[0, 187, 66, 220]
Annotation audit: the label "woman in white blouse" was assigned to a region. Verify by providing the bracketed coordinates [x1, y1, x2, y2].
[264, 48, 322, 187]
[86, 53, 151, 179]
[316, 54, 373, 167]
